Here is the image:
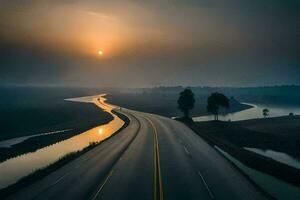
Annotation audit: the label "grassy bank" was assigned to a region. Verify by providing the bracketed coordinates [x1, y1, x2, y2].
[107, 92, 251, 117]
[186, 116, 300, 187]
[1, 101, 112, 141]
[0, 103, 113, 163]
[0, 110, 129, 198]
[235, 116, 300, 158]
[0, 86, 107, 141]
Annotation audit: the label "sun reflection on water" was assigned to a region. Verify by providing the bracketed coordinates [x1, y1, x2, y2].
[0, 95, 125, 189]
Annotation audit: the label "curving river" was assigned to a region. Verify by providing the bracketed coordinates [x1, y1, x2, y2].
[0, 95, 124, 189]
[193, 103, 300, 122]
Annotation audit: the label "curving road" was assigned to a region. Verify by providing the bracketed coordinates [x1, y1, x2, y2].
[8, 107, 267, 200]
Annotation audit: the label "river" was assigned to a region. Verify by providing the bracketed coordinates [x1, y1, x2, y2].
[193, 103, 300, 122]
[194, 103, 300, 199]
[0, 95, 124, 189]
[193, 102, 300, 169]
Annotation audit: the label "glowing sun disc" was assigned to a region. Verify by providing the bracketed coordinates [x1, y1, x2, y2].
[98, 50, 103, 55]
[98, 128, 103, 135]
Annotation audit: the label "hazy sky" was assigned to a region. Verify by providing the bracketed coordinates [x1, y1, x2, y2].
[0, 0, 299, 87]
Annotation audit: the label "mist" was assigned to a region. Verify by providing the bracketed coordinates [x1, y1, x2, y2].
[0, 0, 299, 87]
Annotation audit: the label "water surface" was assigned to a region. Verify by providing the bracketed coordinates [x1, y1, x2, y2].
[0, 95, 124, 189]
[193, 103, 300, 122]
[0, 129, 72, 148]
[215, 146, 300, 199]
[244, 147, 300, 170]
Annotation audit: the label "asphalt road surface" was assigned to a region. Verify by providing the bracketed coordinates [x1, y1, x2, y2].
[8, 108, 267, 200]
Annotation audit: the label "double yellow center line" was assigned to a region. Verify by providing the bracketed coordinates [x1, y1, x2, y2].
[90, 114, 163, 200]
[145, 116, 164, 200]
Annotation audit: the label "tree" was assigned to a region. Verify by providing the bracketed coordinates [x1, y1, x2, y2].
[177, 88, 195, 119]
[207, 92, 229, 120]
[262, 108, 269, 118]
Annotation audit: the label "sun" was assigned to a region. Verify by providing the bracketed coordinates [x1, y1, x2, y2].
[98, 50, 103, 56]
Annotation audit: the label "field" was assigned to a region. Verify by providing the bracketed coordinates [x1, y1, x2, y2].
[108, 91, 251, 117]
[187, 116, 300, 187]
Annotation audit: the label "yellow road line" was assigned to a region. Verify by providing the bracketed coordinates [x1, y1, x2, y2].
[90, 170, 114, 200]
[90, 111, 141, 200]
[153, 126, 157, 200]
[145, 116, 164, 200]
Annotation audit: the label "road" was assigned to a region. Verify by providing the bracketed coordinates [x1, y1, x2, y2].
[8, 107, 267, 200]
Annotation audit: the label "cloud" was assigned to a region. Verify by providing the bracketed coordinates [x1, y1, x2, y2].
[0, 0, 299, 87]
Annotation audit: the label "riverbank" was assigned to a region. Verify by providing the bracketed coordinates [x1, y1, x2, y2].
[0, 102, 113, 163]
[107, 93, 251, 117]
[0, 110, 129, 198]
[0, 95, 125, 190]
[194, 103, 300, 122]
[0, 87, 107, 141]
[185, 115, 300, 199]
[235, 116, 300, 158]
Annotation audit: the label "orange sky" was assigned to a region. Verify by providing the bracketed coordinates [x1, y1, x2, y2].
[0, 1, 298, 87]
[0, 1, 242, 60]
